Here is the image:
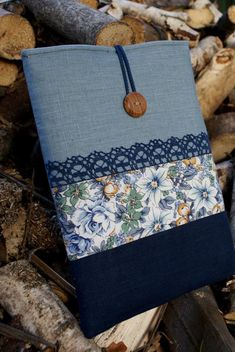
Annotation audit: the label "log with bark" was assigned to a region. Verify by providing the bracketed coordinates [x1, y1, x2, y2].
[205, 112, 235, 162]
[0, 260, 101, 352]
[226, 31, 235, 48]
[117, 2, 217, 30]
[95, 306, 166, 351]
[21, 0, 134, 46]
[189, 0, 222, 24]
[0, 8, 35, 60]
[108, 0, 199, 47]
[209, 5, 235, 41]
[185, 8, 215, 29]
[190, 36, 223, 74]
[2, 0, 26, 16]
[134, 0, 190, 8]
[163, 287, 235, 352]
[196, 48, 235, 120]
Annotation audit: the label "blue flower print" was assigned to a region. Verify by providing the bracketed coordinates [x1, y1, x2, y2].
[142, 208, 171, 237]
[70, 200, 116, 238]
[137, 167, 172, 204]
[188, 179, 217, 211]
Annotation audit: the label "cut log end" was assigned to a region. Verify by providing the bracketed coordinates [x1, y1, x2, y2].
[0, 11, 35, 60]
[122, 16, 145, 43]
[215, 48, 234, 65]
[0, 60, 18, 86]
[186, 8, 214, 29]
[228, 5, 235, 24]
[96, 22, 134, 46]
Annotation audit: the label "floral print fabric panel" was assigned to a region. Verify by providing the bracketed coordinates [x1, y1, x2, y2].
[52, 154, 224, 260]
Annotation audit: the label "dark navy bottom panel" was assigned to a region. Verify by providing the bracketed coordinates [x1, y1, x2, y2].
[70, 212, 235, 338]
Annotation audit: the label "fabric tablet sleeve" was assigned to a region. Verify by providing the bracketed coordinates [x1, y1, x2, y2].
[22, 41, 235, 338]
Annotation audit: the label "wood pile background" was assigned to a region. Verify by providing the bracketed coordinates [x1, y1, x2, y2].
[0, 0, 235, 351]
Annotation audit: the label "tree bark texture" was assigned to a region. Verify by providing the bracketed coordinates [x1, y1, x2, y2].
[134, 0, 190, 8]
[206, 112, 235, 162]
[196, 48, 235, 120]
[0, 260, 101, 352]
[190, 36, 223, 74]
[163, 287, 235, 352]
[111, 0, 199, 47]
[189, 0, 222, 24]
[21, 0, 134, 45]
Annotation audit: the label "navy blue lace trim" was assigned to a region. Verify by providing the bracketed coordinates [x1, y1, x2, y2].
[46, 132, 210, 187]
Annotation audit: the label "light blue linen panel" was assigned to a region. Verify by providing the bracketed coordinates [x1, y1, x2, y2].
[22, 41, 206, 164]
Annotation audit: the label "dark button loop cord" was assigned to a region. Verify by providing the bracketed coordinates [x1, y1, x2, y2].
[114, 45, 147, 118]
[115, 45, 136, 95]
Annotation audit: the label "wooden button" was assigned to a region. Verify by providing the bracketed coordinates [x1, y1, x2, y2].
[123, 92, 147, 118]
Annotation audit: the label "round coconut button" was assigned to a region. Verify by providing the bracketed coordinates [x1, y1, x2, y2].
[123, 92, 147, 118]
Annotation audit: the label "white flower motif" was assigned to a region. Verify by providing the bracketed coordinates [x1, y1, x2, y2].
[137, 167, 172, 204]
[70, 200, 116, 238]
[142, 207, 171, 237]
[189, 179, 217, 211]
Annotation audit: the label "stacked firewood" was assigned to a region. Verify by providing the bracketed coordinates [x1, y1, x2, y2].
[0, 0, 235, 351]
